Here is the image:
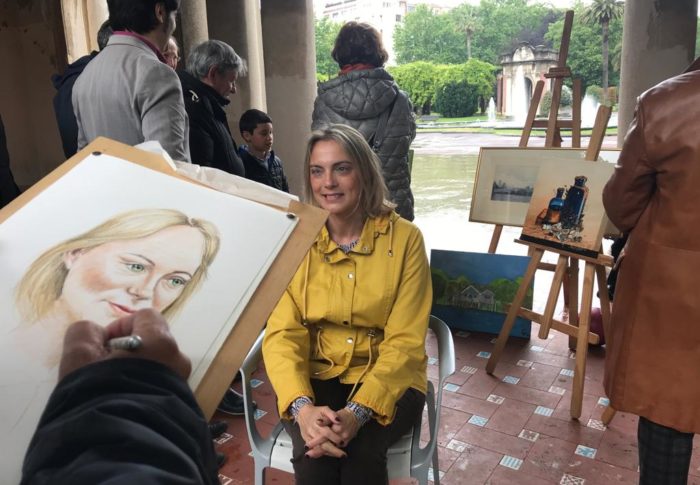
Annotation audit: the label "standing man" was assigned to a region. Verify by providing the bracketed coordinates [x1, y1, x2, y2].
[178, 40, 247, 176]
[72, 0, 190, 162]
[602, 57, 700, 485]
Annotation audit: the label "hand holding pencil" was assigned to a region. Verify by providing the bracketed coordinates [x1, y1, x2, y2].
[58, 309, 191, 381]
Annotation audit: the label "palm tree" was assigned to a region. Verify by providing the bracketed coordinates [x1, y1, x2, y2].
[584, 0, 624, 105]
[453, 4, 478, 60]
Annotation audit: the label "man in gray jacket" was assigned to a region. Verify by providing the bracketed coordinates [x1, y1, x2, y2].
[73, 0, 190, 162]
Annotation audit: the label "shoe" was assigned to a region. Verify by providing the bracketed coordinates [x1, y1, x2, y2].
[217, 388, 257, 416]
[208, 420, 228, 439]
[216, 452, 227, 468]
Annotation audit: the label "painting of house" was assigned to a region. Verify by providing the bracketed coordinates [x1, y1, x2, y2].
[430, 250, 533, 339]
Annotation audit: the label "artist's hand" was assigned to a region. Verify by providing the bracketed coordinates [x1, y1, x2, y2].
[297, 405, 346, 458]
[58, 309, 191, 381]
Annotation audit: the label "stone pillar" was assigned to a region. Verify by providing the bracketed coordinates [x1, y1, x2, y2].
[261, 0, 317, 196]
[180, 0, 209, 58]
[617, 1, 697, 147]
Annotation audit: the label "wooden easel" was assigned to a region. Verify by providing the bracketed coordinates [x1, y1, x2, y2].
[485, 106, 613, 420]
[489, 10, 582, 254]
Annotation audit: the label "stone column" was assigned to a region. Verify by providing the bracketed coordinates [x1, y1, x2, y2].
[261, 0, 317, 196]
[207, 0, 266, 141]
[180, 0, 209, 59]
[617, 1, 697, 146]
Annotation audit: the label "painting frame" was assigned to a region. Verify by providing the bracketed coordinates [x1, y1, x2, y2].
[470, 147, 620, 229]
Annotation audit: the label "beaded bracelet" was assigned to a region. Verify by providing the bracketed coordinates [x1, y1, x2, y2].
[289, 395, 313, 421]
[345, 401, 373, 427]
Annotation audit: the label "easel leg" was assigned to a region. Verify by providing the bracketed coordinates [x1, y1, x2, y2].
[601, 405, 616, 425]
[538, 254, 568, 339]
[486, 249, 544, 374]
[571, 262, 595, 419]
[568, 258, 580, 350]
[488, 225, 503, 254]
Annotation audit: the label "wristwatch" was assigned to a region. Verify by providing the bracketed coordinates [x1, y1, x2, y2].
[345, 401, 373, 427]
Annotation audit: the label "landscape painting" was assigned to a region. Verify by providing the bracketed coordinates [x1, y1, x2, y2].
[430, 250, 532, 339]
[490, 164, 537, 202]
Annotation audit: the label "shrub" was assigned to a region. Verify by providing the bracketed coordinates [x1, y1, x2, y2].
[539, 85, 572, 115]
[433, 80, 479, 117]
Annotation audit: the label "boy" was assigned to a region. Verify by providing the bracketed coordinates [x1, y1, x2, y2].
[238, 109, 289, 192]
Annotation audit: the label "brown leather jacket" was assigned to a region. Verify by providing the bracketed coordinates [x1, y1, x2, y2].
[602, 57, 700, 433]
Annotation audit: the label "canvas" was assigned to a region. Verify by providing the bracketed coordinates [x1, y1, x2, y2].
[430, 250, 532, 339]
[470, 147, 620, 228]
[0, 152, 298, 481]
[520, 158, 615, 257]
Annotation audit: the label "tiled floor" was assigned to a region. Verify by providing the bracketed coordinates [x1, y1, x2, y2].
[213, 315, 700, 485]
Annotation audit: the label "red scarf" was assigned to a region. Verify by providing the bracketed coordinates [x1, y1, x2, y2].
[339, 63, 377, 75]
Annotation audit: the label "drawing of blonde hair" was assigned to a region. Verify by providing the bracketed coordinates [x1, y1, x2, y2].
[16, 208, 220, 324]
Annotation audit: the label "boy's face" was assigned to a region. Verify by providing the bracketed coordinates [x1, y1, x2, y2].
[244, 122, 273, 156]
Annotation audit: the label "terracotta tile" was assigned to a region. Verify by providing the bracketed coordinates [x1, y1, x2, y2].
[525, 413, 604, 449]
[567, 456, 639, 484]
[519, 435, 577, 483]
[551, 392, 599, 423]
[485, 465, 556, 485]
[440, 443, 502, 485]
[491, 382, 563, 409]
[486, 398, 537, 436]
[596, 426, 639, 471]
[518, 363, 561, 392]
[441, 391, 500, 419]
[458, 370, 501, 400]
[434, 406, 471, 447]
[453, 422, 534, 459]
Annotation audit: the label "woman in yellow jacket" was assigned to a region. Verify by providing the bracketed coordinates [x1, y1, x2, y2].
[262, 124, 432, 484]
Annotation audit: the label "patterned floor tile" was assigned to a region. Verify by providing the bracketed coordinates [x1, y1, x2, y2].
[574, 444, 597, 459]
[443, 383, 461, 392]
[519, 429, 540, 442]
[516, 359, 534, 367]
[502, 375, 520, 385]
[499, 455, 523, 471]
[586, 419, 606, 431]
[560, 473, 585, 485]
[428, 356, 438, 365]
[548, 385, 567, 395]
[477, 351, 492, 358]
[560, 368, 575, 377]
[487, 394, 505, 405]
[534, 406, 554, 417]
[446, 439, 468, 453]
[249, 378, 264, 388]
[468, 415, 489, 427]
[530, 345, 545, 352]
[214, 432, 234, 445]
[597, 397, 610, 406]
[461, 365, 478, 375]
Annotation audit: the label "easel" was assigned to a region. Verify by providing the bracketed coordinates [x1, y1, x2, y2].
[489, 10, 582, 254]
[485, 106, 614, 420]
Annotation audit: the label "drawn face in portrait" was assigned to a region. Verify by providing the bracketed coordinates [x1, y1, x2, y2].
[309, 139, 361, 219]
[58, 225, 205, 324]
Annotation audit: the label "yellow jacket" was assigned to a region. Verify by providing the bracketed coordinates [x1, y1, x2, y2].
[262, 211, 432, 425]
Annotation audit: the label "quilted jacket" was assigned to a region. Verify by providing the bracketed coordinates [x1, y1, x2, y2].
[312, 68, 416, 221]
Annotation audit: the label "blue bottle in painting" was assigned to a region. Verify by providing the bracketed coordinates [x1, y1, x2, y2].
[561, 176, 589, 229]
[545, 187, 565, 224]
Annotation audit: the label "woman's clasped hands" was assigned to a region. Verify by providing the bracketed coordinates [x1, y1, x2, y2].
[297, 405, 361, 459]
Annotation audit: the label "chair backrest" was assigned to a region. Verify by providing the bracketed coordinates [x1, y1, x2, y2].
[239, 315, 456, 485]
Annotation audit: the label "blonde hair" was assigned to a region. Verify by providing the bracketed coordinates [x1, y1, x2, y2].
[16, 209, 220, 323]
[304, 124, 395, 218]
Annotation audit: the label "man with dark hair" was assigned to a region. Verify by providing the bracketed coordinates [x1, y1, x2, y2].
[52, 20, 112, 158]
[73, 0, 190, 162]
[178, 39, 247, 175]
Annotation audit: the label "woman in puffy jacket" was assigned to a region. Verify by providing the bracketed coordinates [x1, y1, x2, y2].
[262, 124, 431, 484]
[312, 22, 416, 221]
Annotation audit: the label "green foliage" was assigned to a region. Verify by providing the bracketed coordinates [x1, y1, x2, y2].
[434, 80, 479, 118]
[389, 60, 496, 115]
[388, 61, 438, 114]
[539, 85, 572, 115]
[545, 2, 623, 93]
[586, 84, 604, 103]
[315, 17, 341, 81]
[431, 269, 449, 302]
[394, 5, 466, 64]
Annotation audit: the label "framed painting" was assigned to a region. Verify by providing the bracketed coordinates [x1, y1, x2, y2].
[520, 158, 615, 258]
[0, 139, 326, 481]
[470, 147, 620, 228]
[430, 250, 533, 339]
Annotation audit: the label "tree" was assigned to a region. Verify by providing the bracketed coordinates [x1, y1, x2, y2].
[393, 4, 466, 64]
[451, 4, 478, 60]
[315, 17, 341, 81]
[584, 0, 624, 104]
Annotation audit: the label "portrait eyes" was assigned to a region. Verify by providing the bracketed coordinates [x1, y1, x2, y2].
[167, 276, 189, 289]
[126, 262, 146, 273]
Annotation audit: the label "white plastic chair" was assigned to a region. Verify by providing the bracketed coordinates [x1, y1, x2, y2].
[240, 315, 456, 485]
